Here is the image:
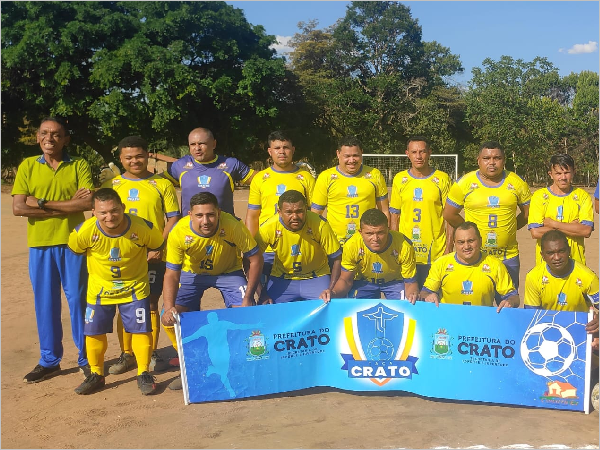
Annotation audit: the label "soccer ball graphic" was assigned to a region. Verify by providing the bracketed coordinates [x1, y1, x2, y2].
[520, 323, 576, 377]
[367, 338, 395, 360]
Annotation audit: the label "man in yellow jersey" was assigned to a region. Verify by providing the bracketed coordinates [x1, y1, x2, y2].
[161, 192, 263, 389]
[443, 141, 531, 294]
[390, 136, 453, 288]
[528, 154, 594, 265]
[245, 130, 316, 280]
[101, 136, 180, 375]
[256, 190, 342, 303]
[12, 117, 94, 383]
[310, 136, 389, 246]
[68, 188, 165, 395]
[321, 208, 418, 302]
[420, 222, 519, 312]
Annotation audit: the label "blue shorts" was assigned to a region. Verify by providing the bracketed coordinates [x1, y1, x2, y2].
[148, 261, 166, 296]
[502, 255, 520, 290]
[176, 270, 247, 309]
[416, 264, 431, 289]
[350, 280, 406, 300]
[84, 298, 152, 335]
[267, 275, 331, 303]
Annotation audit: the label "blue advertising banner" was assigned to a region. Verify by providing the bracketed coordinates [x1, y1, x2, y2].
[174, 300, 592, 412]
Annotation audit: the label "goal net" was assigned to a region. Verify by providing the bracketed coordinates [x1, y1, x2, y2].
[362, 154, 458, 186]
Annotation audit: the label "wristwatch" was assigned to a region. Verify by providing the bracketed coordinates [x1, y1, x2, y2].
[37, 198, 48, 209]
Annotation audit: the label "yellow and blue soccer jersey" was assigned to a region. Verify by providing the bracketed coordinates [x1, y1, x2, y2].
[527, 187, 594, 265]
[524, 260, 599, 312]
[390, 169, 452, 265]
[447, 170, 532, 261]
[248, 166, 316, 226]
[102, 173, 180, 233]
[166, 212, 259, 275]
[341, 230, 417, 284]
[423, 252, 517, 306]
[311, 165, 388, 245]
[255, 211, 342, 280]
[68, 215, 165, 305]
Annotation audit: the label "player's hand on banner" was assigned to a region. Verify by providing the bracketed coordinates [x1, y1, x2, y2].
[496, 299, 513, 313]
[423, 292, 440, 307]
[319, 289, 332, 303]
[98, 162, 121, 184]
[161, 307, 178, 326]
[586, 309, 599, 335]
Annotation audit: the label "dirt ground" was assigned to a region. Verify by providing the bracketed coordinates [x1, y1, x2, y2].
[2, 186, 599, 449]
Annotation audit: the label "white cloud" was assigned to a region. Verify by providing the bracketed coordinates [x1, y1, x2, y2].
[566, 41, 598, 54]
[270, 35, 294, 55]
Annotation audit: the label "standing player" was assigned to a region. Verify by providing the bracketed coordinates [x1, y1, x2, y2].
[12, 117, 93, 383]
[321, 208, 418, 302]
[256, 190, 342, 303]
[311, 136, 389, 246]
[68, 188, 165, 395]
[443, 141, 531, 292]
[390, 136, 453, 287]
[528, 154, 594, 265]
[161, 192, 263, 390]
[420, 222, 519, 312]
[245, 130, 315, 280]
[101, 136, 180, 375]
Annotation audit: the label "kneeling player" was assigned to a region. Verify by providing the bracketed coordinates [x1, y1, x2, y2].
[68, 188, 165, 395]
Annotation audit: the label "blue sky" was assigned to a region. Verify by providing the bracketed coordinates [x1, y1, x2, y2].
[227, 1, 599, 86]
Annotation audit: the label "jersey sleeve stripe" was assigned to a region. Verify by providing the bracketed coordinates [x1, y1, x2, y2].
[446, 199, 462, 209]
[581, 220, 595, 229]
[500, 290, 518, 300]
[341, 266, 352, 272]
[328, 249, 343, 259]
[524, 305, 541, 309]
[148, 241, 165, 252]
[527, 223, 542, 229]
[247, 204, 261, 210]
[376, 194, 388, 201]
[389, 207, 400, 214]
[404, 276, 417, 284]
[166, 262, 182, 271]
[421, 287, 436, 294]
[518, 200, 531, 206]
[166, 211, 180, 218]
[311, 202, 325, 211]
[243, 246, 260, 258]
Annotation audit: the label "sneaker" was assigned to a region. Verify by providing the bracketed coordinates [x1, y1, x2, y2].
[137, 371, 157, 395]
[168, 376, 182, 391]
[74, 373, 105, 395]
[23, 364, 61, 383]
[79, 364, 92, 378]
[149, 351, 169, 373]
[108, 352, 136, 375]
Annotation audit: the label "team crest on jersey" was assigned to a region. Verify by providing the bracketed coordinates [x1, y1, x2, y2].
[556, 205, 564, 221]
[184, 161, 194, 169]
[543, 192, 549, 200]
[297, 174, 304, 181]
[276, 184, 287, 196]
[148, 179, 157, 186]
[197, 175, 211, 188]
[573, 194, 579, 201]
[275, 229, 282, 237]
[206, 245, 214, 256]
[372, 262, 383, 274]
[347, 185, 358, 198]
[217, 162, 228, 170]
[219, 228, 226, 237]
[358, 248, 365, 256]
[470, 183, 479, 190]
[557, 292, 567, 305]
[446, 264, 454, 272]
[108, 247, 121, 262]
[91, 234, 99, 243]
[487, 196, 500, 208]
[461, 280, 473, 295]
[576, 278, 582, 287]
[482, 264, 491, 273]
[541, 276, 549, 284]
[391, 249, 399, 258]
[432, 176, 440, 185]
[112, 179, 121, 185]
[401, 177, 408, 184]
[127, 188, 140, 202]
[291, 244, 301, 256]
[413, 187, 423, 202]
[306, 227, 313, 235]
[262, 172, 270, 179]
[130, 232, 139, 241]
[331, 173, 338, 180]
[364, 172, 372, 179]
[184, 235, 194, 245]
[506, 183, 515, 191]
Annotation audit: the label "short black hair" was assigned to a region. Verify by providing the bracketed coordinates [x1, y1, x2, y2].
[278, 189, 306, 209]
[549, 153, 575, 172]
[39, 116, 70, 136]
[479, 141, 504, 156]
[407, 136, 430, 150]
[360, 208, 388, 227]
[541, 229, 569, 251]
[455, 221, 481, 240]
[268, 130, 293, 147]
[338, 136, 363, 151]
[92, 188, 123, 205]
[190, 192, 219, 210]
[118, 136, 148, 152]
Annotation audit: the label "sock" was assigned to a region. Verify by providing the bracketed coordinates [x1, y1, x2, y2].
[151, 310, 160, 351]
[116, 314, 133, 355]
[86, 335, 108, 376]
[132, 332, 152, 375]
[163, 325, 178, 351]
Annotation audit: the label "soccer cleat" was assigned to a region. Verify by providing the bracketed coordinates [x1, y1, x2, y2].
[74, 373, 105, 395]
[79, 364, 92, 378]
[23, 364, 61, 383]
[168, 376, 182, 391]
[108, 352, 136, 375]
[137, 371, 157, 395]
[149, 351, 169, 373]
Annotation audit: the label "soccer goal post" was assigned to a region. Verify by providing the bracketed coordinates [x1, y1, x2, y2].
[362, 154, 459, 186]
